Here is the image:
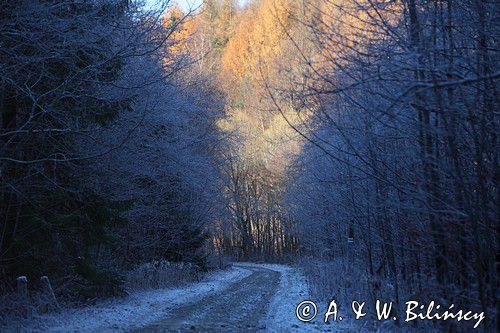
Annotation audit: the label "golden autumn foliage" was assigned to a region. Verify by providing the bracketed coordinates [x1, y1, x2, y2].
[179, 0, 315, 172]
[161, 6, 194, 64]
[221, 0, 295, 87]
[212, 0, 308, 173]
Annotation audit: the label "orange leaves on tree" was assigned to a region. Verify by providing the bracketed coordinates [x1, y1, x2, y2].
[220, 0, 295, 89]
[161, 6, 195, 66]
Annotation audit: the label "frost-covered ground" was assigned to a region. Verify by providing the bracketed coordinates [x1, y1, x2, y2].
[3, 267, 250, 332]
[2, 263, 350, 332]
[245, 263, 354, 332]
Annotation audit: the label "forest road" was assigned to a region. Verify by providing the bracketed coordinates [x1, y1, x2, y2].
[131, 265, 281, 332]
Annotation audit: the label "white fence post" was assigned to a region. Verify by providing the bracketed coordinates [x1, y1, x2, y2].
[16, 276, 31, 318]
[40, 276, 60, 313]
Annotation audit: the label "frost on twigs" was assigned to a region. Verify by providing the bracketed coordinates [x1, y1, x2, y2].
[125, 260, 204, 291]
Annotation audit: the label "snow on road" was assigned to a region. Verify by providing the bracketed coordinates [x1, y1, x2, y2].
[240, 262, 342, 332]
[7, 267, 250, 333]
[4, 263, 338, 332]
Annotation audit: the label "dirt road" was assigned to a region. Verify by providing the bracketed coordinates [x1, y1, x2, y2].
[132, 265, 281, 332]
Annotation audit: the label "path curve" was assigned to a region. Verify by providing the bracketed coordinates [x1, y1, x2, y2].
[132, 265, 280, 332]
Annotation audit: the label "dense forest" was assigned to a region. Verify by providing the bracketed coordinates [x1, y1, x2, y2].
[1, 0, 498, 331]
[0, 0, 228, 302]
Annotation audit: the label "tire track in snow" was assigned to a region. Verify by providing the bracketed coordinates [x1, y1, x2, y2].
[131, 265, 280, 332]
